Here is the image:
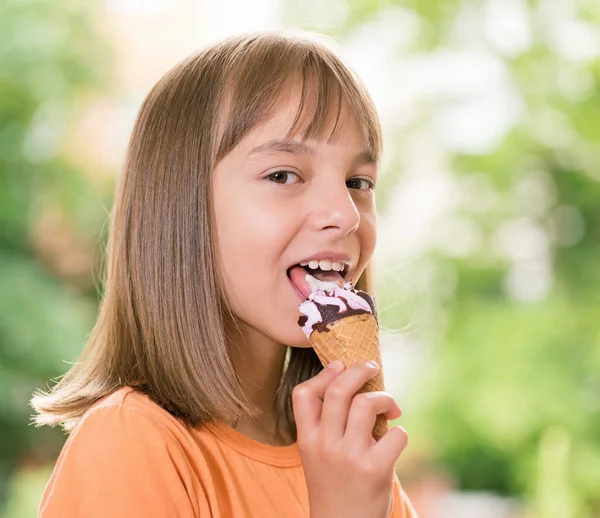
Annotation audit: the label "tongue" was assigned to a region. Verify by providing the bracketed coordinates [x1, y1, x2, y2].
[289, 265, 344, 298]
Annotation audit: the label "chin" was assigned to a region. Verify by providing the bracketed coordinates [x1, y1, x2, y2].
[286, 339, 313, 349]
[270, 324, 313, 349]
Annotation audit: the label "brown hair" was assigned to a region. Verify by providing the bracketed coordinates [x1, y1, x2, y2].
[31, 30, 382, 441]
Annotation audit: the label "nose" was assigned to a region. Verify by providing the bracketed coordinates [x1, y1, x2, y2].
[309, 180, 361, 237]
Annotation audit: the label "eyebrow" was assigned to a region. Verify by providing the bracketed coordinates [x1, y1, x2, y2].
[247, 139, 377, 165]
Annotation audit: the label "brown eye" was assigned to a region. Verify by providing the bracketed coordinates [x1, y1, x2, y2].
[266, 171, 300, 185]
[347, 178, 375, 191]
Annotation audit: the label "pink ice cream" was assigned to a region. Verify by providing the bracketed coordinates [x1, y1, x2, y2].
[298, 280, 377, 338]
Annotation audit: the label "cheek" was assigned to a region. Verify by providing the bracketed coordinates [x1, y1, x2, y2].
[361, 210, 377, 256]
[354, 210, 377, 280]
[214, 196, 296, 305]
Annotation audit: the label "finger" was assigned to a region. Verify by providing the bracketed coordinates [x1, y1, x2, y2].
[345, 391, 402, 450]
[320, 361, 381, 441]
[370, 425, 409, 471]
[292, 361, 346, 441]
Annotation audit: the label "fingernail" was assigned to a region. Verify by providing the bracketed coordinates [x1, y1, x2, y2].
[326, 360, 344, 369]
[367, 360, 380, 369]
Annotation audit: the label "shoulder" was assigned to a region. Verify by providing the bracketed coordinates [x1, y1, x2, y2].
[63, 386, 199, 462]
[58, 386, 194, 472]
[86, 386, 174, 423]
[77, 386, 188, 439]
[40, 387, 207, 517]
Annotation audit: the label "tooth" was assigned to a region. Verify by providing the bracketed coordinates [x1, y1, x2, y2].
[308, 260, 319, 269]
[332, 261, 342, 271]
[320, 260, 332, 271]
[300, 262, 308, 266]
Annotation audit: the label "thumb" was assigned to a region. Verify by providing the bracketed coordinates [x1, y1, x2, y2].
[292, 361, 345, 437]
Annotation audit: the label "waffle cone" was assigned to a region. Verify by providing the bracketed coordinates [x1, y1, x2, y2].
[309, 313, 388, 440]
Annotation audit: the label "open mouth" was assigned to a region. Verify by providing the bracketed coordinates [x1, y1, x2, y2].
[286, 262, 350, 299]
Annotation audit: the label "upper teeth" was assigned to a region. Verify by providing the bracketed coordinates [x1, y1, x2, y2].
[300, 260, 347, 272]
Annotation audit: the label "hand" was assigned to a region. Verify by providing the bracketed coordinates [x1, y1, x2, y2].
[292, 360, 408, 518]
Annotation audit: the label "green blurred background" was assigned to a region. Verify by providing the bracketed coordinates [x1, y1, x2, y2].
[0, 0, 598, 516]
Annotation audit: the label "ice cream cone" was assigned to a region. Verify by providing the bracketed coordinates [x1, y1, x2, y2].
[309, 313, 388, 441]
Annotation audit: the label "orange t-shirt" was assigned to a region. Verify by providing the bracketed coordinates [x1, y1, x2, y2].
[39, 387, 418, 517]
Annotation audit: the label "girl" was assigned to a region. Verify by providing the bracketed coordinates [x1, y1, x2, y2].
[32, 31, 418, 518]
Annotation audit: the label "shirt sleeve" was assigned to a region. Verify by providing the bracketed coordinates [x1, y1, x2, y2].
[391, 472, 419, 518]
[39, 404, 209, 518]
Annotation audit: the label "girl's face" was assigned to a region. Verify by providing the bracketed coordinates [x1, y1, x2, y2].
[213, 94, 378, 348]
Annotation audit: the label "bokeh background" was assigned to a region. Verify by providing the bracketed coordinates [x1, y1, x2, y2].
[1, 0, 599, 516]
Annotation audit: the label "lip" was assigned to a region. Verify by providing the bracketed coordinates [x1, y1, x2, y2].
[295, 252, 352, 266]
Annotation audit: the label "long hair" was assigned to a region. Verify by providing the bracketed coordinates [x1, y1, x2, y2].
[31, 31, 382, 441]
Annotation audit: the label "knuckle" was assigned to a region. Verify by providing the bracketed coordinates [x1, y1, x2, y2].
[381, 391, 396, 407]
[390, 423, 407, 436]
[352, 393, 373, 412]
[297, 429, 321, 451]
[398, 428, 409, 444]
[296, 435, 311, 452]
[326, 384, 347, 401]
[292, 385, 309, 402]
[342, 449, 363, 468]
[353, 391, 389, 411]
[386, 393, 398, 409]
[388, 426, 409, 450]
[358, 459, 378, 477]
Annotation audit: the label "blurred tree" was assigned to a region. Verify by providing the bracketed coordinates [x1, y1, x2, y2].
[285, 0, 600, 515]
[0, 0, 112, 508]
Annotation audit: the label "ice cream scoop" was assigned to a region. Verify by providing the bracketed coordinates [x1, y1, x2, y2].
[298, 280, 376, 336]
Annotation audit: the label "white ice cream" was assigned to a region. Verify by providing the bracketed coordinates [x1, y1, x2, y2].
[298, 280, 374, 337]
[305, 272, 339, 293]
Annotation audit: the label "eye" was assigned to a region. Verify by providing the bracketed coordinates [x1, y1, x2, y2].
[347, 178, 375, 191]
[266, 170, 301, 185]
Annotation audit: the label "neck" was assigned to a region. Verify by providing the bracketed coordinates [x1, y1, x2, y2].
[227, 322, 293, 446]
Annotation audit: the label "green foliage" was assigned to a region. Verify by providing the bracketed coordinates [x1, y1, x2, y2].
[1, 465, 53, 518]
[0, 0, 112, 509]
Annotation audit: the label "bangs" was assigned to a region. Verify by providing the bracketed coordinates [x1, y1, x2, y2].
[215, 33, 382, 163]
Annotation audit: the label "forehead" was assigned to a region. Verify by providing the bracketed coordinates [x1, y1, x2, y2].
[234, 87, 373, 158]
[282, 101, 361, 140]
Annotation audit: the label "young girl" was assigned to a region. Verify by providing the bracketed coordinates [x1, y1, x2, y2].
[32, 31, 418, 518]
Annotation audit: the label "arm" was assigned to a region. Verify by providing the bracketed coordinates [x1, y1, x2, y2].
[39, 405, 209, 518]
